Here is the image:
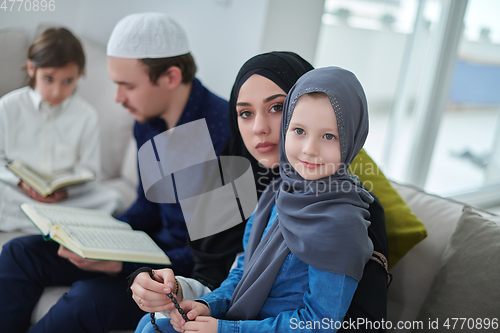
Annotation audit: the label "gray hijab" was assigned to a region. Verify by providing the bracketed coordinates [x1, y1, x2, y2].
[225, 67, 374, 320]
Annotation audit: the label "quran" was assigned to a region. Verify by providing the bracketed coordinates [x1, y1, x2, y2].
[20, 203, 171, 265]
[6, 159, 95, 197]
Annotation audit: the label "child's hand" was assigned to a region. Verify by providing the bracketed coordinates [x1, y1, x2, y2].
[19, 181, 68, 203]
[36, 190, 67, 203]
[170, 300, 211, 332]
[184, 316, 218, 333]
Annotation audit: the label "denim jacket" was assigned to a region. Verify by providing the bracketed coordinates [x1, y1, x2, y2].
[198, 204, 358, 333]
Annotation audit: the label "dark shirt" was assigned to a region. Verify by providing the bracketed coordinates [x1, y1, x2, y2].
[118, 78, 230, 277]
[340, 194, 389, 332]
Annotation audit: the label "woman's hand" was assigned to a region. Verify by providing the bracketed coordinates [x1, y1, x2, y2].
[19, 181, 68, 203]
[170, 300, 212, 332]
[130, 268, 181, 312]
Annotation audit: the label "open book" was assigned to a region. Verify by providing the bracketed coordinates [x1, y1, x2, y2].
[6, 159, 95, 197]
[20, 203, 171, 265]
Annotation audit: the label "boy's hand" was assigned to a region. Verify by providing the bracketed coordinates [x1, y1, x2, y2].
[130, 268, 179, 312]
[184, 316, 218, 333]
[57, 245, 122, 274]
[19, 181, 68, 203]
[171, 300, 211, 332]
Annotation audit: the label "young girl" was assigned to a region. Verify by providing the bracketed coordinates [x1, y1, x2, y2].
[169, 66, 382, 332]
[0, 27, 124, 232]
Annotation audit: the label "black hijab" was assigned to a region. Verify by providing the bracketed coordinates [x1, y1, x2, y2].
[222, 51, 314, 196]
[226, 67, 374, 320]
[188, 52, 313, 289]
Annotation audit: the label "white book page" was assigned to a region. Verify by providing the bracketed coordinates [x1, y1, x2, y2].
[10, 160, 51, 188]
[58, 226, 164, 254]
[29, 204, 130, 230]
[49, 170, 94, 188]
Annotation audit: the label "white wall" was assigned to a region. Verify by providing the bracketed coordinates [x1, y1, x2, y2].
[260, 0, 325, 65]
[3, 0, 500, 107]
[0, 0, 271, 99]
[314, 24, 432, 111]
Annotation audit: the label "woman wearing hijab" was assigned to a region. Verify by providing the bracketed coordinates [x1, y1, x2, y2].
[170, 66, 387, 333]
[222, 57, 388, 333]
[131, 52, 315, 333]
[188, 52, 318, 285]
[133, 55, 389, 333]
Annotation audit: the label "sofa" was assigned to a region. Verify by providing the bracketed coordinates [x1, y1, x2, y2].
[1, 27, 498, 332]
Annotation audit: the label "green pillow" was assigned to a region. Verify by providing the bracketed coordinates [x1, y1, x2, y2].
[349, 149, 427, 270]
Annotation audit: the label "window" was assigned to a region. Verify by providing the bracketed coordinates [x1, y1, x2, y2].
[315, 0, 500, 207]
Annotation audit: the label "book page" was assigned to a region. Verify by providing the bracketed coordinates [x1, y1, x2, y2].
[7, 160, 51, 190]
[58, 226, 163, 254]
[21, 204, 131, 231]
[49, 169, 95, 189]
[7, 160, 95, 195]
[52, 226, 171, 264]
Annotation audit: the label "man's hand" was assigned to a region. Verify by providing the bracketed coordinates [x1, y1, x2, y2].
[57, 245, 122, 274]
[170, 300, 211, 332]
[130, 268, 182, 312]
[19, 181, 68, 203]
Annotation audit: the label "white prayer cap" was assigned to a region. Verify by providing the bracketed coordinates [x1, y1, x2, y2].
[107, 13, 190, 59]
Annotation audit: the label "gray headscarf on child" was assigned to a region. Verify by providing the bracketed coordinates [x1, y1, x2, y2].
[225, 67, 374, 320]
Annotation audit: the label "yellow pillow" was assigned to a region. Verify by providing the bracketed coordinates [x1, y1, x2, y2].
[349, 149, 428, 270]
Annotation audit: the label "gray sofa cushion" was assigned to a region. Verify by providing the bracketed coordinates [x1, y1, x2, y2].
[387, 182, 464, 331]
[0, 28, 29, 97]
[416, 207, 500, 331]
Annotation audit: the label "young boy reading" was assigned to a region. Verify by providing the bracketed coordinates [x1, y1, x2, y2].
[0, 27, 123, 232]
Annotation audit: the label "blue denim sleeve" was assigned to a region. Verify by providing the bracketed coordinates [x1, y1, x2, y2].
[217, 267, 358, 333]
[196, 213, 255, 318]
